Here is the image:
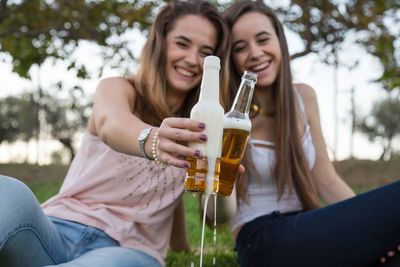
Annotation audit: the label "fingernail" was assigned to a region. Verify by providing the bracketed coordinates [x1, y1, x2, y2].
[200, 134, 207, 141]
[199, 122, 205, 129]
[194, 150, 200, 157]
[184, 162, 190, 168]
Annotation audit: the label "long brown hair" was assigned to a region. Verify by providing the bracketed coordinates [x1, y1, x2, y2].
[130, 0, 230, 126]
[224, 0, 321, 210]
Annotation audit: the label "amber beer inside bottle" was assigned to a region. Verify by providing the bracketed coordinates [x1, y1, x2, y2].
[218, 120, 250, 197]
[184, 157, 220, 193]
[217, 70, 257, 197]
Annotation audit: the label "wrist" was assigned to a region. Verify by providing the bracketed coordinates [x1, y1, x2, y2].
[138, 126, 156, 159]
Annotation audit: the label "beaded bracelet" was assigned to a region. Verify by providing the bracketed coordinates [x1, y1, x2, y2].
[152, 131, 167, 166]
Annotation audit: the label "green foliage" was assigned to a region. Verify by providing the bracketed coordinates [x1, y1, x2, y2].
[2, 0, 398, 87]
[282, 0, 399, 70]
[1, 0, 399, 160]
[0, 0, 170, 78]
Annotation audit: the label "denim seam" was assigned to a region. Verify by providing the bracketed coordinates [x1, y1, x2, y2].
[0, 224, 58, 264]
[70, 226, 90, 258]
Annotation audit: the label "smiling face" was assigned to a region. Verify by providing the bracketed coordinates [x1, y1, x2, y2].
[231, 12, 282, 89]
[165, 15, 217, 95]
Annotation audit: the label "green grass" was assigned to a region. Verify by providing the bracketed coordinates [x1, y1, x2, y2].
[167, 193, 238, 266]
[26, 179, 64, 203]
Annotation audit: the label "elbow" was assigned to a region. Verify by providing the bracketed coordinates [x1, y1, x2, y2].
[96, 113, 113, 145]
[216, 205, 236, 224]
[215, 196, 237, 224]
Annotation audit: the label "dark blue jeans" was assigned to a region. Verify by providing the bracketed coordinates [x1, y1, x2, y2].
[236, 181, 400, 267]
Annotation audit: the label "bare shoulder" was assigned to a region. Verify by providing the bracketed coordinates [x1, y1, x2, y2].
[98, 76, 134, 90]
[294, 83, 320, 124]
[294, 83, 318, 106]
[96, 76, 137, 100]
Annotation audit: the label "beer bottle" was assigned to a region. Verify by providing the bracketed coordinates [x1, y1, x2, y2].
[184, 56, 224, 195]
[218, 71, 258, 197]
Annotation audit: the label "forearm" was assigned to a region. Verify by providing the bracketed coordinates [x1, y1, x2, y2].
[91, 77, 154, 158]
[317, 174, 356, 205]
[95, 108, 153, 158]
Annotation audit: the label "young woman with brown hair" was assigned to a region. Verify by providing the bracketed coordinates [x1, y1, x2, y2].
[0, 1, 230, 266]
[208, 1, 400, 266]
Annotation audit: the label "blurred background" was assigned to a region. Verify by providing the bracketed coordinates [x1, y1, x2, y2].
[0, 0, 399, 165]
[1, 1, 399, 265]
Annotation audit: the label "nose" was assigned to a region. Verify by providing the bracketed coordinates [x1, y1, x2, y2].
[184, 48, 200, 66]
[248, 43, 263, 60]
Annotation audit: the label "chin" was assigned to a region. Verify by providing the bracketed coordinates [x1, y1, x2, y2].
[256, 80, 274, 89]
[171, 84, 196, 93]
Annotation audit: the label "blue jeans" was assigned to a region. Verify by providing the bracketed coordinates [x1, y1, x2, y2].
[236, 180, 400, 267]
[0, 176, 161, 267]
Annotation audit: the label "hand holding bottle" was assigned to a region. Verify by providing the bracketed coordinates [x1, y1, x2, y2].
[152, 118, 208, 168]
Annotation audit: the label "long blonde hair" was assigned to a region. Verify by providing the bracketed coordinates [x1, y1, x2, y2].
[130, 0, 230, 126]
[224, 0, 321, 210]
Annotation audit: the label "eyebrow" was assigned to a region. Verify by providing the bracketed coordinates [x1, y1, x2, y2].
[232, 30, 272, 47]
[174, 35, 215, 51]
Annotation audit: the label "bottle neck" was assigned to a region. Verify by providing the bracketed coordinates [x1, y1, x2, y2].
[199, 66, 220, 102]
[230, 76, 256, 115]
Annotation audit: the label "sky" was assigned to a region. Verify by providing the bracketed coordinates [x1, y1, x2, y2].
[0, 21, 392, 164]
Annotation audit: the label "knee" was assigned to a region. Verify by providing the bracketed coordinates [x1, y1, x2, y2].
[0, 175, 40, 219]
[0, 175, 33, 199]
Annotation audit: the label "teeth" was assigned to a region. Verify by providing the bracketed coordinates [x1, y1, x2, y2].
[252, 62, 269, 71]
[176, 67, 195, 77]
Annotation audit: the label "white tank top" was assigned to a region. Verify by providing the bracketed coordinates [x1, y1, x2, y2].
[230, 89, 316, 231]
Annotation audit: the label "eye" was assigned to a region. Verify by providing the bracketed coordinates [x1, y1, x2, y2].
[200, 50, 213, 57]
[233, 44, 246, 53]
[176, 41, 188, 48]
[257, 38, 269, 44]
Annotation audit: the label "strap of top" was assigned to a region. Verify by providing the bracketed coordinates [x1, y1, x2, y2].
[293, 85, 307, 125]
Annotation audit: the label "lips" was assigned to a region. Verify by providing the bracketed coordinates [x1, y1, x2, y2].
[249, 61, 271, 73]
[175, 66, 196, 77]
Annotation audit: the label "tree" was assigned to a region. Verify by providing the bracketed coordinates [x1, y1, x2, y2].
[1, 0, 171, 163]
[2, 0, 398, 84]
[279, 0, 399, 71]
[0, 0, 172, 79]
[1, 0, 399, 162]
[0, 93, 38, 145]
[357, 96, 400, 160]
[275, 0, 399, 158]
[42, 84, 92, 162]
[0, 86, 90, 163]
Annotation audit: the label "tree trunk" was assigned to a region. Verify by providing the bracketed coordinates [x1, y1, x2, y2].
[58, 138, 75, 163]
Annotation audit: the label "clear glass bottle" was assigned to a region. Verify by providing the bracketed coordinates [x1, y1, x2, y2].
[218, 71, 257, 197]
[184, 56, 225, 195]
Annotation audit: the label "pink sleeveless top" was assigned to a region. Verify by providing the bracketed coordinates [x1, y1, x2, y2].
[41, 131, 185, 266]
